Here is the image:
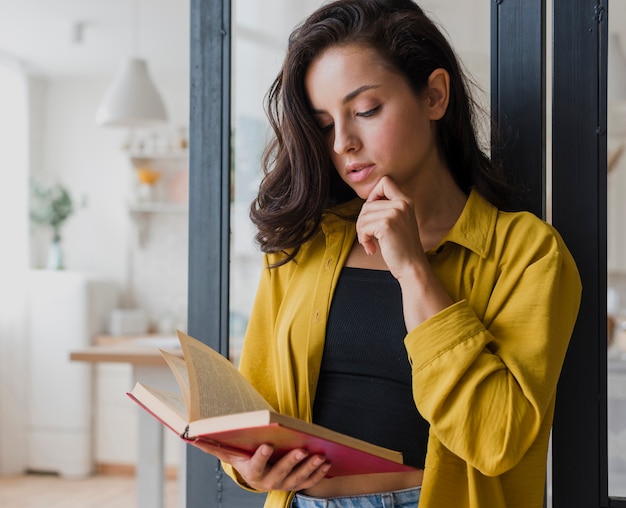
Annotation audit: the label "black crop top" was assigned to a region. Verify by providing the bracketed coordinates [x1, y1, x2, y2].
[312, 267, 430, 469]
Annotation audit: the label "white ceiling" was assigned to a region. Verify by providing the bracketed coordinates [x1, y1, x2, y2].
[0, 0, 486, 81]
[0, 0, 496, 81]
[0, 0, 189, 77]
[2, 0, 624, 81]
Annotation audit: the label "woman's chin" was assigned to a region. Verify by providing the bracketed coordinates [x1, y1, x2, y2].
[353, 182, 377, 200]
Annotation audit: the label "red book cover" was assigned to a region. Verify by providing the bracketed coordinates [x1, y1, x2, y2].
[192, 423, 416, 477]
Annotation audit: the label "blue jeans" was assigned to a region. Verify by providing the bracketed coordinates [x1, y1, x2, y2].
[290, 486, 420, 508]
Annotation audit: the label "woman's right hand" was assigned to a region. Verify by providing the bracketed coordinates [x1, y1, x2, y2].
[190, 440, 332, 492]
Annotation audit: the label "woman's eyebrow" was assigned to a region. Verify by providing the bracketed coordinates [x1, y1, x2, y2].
[342, 84, 380, 104]
[311, 84, 381, 114]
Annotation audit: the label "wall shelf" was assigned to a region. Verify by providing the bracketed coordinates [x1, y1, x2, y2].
[127, 150, 188, 163]
[125, 148, 189, 246]
[128, 203, 188, 247]
[128, 202, 187, 214]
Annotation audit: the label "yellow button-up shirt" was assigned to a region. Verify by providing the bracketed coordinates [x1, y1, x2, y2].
[225, 189, 582, 508]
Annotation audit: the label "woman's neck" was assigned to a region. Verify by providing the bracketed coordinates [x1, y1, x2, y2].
[405, 170, 467, 251]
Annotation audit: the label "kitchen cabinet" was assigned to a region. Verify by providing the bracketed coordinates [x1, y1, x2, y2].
[26, 270, 117, 478]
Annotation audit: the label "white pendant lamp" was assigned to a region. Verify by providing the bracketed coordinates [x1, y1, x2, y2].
[95, 0, 168, 128]
[96, 57, 168, 127]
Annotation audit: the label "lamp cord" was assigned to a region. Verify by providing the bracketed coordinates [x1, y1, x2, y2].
[131, 0, 139, 57]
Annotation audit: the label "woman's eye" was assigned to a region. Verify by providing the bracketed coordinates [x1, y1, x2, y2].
[357, 105, 380, 118]
[321, 123, 334, 133]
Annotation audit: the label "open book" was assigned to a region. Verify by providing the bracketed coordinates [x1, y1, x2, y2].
[127, 330, 416, 477]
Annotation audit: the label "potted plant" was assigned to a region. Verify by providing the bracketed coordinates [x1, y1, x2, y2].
[30, 180, 75, 270]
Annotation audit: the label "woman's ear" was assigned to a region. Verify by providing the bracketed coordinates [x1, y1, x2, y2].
[426, 68, 450, 121]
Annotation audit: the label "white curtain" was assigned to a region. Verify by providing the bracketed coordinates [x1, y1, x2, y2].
[0, 59, 30, 474]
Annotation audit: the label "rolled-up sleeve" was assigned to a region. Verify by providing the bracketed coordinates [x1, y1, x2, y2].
[406, 223, 581, 477]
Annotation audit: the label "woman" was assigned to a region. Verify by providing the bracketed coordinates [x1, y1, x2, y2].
[197, 1, 582, 507]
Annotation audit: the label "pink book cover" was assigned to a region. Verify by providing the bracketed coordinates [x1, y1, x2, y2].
[192, 424, 416, 477]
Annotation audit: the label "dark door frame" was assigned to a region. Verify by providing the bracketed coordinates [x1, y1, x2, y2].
[187, 1, 611, 506]
[491, 0, 545, 218]
[551, 0, 611, 507]
[187, 0, 234, 506]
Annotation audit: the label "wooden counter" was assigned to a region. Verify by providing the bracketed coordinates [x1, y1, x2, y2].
[69, 344, 180, 366]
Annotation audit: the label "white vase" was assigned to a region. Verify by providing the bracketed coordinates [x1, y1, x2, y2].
[47, 239, 64, 270]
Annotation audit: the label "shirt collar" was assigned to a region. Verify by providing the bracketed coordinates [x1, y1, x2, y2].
[436, 188, 497, 258]
[321, 198, 364, 234]
[321, 188, 497, 259]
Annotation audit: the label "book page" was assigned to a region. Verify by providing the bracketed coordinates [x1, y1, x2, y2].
[129, 383, 189, 435]
[160, 350, 191, 418]
[177, 331, 272, 422]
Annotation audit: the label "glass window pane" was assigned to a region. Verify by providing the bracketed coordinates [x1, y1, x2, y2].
[230, 0, 326, 365]
[229, 0, 491, 364]
[608, 0, 626, 498]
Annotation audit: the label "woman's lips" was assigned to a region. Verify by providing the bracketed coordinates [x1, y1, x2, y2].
[345, 163, 375, 184]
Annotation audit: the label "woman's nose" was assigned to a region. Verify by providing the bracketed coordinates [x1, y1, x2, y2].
[333, 122, 360, 154]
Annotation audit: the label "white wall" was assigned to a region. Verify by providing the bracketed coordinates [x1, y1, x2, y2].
[27, 71, 189, 469]
[32, 77, 128, 281]
[0, 62, 30, 475]
[32, 72, 190, 328]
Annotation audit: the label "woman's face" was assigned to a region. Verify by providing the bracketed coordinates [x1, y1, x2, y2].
[304, 43, 447, 200]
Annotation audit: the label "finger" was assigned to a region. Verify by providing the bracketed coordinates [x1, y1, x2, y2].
[357, 196, 400, 254]
[301, 463, 332, 488]
[270, 454, 330, 491]
[357, 200, 417, 257]
[358, 190, 391, 254]
[259, 448, 311, 487]
[356, 224, 376, 255]
[366, 175, 403, 202]
[361, 239, 376, 256]
[286, 456, 332, 490]
[244, 447, 318, 491]
[244, 444, 276, 484]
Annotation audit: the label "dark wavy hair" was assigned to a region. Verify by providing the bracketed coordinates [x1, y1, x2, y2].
[250, 0, 513, 262]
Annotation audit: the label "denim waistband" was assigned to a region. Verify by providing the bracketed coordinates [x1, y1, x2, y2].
[291, 486, 421, 508]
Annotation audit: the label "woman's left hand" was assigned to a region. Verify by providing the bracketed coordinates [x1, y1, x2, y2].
[357, 176, 454, 329]
[356, 176, 427, 280]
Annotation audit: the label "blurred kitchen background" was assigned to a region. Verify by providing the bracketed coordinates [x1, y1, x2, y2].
[3, 0, 626, 506]
[0, 0, 192, 488]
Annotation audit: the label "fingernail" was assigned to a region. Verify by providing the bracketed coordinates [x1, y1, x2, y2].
[312, 456, 326, 466]
[295, 450, 308, 461]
